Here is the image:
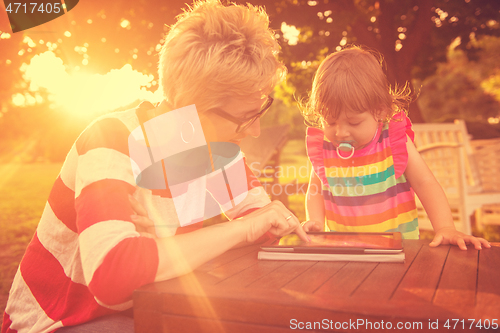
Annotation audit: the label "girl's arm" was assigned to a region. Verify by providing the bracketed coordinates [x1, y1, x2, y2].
[303, 169, 326, 232]
[404, 138, 490, 250]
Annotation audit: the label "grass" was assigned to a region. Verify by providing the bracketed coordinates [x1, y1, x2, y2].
[0, 163, 61, 320]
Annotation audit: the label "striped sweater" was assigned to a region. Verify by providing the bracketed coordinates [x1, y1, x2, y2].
[306, 112, 419, 239]
[2, 105, 270, 333]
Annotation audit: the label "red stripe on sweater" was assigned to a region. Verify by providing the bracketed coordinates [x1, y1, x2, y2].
[75, 179, 136, 233]
[151, 188, 172, 198]
[88, 236, 158, 306]
[1, 311, 16, 333]
[19, 233, 112, 326]
[48, 176, 78, 233]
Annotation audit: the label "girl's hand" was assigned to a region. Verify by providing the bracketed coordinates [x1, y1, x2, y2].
[300, 220, 323, 233]
[240, 201, 310, 243]
[129, 195, 157, 239]
[429, 226, 491, 250]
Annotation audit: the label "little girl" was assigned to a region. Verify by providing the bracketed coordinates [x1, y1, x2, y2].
[300, 46, 489, 250]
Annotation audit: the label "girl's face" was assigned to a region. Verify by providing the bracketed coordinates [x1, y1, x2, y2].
[322, 110, 382, 150]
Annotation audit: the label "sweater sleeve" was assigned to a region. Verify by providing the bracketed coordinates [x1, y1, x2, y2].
[74, 117, 159, 306]
[389, 112, 414, 179]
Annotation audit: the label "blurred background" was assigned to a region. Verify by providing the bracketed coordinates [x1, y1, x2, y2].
[1, 0, 500, 163]
[1, 0, 500, 319]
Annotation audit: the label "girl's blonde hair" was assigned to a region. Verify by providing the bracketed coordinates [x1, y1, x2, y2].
[302, 45, 411, 127]
[159, 0, 286, 112]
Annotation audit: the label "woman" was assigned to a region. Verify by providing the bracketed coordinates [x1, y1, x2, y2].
[2, 1, 306, 332]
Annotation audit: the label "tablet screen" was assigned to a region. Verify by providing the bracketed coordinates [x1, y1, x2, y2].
[266, 232, 402, 250]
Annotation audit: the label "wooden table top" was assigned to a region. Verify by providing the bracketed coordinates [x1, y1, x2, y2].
[134, 240, 500, 333]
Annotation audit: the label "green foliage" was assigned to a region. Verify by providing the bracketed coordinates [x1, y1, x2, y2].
[239, 0, 500, 123]
[417, 35, 500, 123]
[482, 75, 500, 101]
[477, 36, 500, 102]
[262, 89, 307, 139]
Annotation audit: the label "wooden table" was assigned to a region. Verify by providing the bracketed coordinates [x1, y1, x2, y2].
[134, 240, 500, 332]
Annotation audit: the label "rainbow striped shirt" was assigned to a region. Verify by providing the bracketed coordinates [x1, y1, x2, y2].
[306, 113, 419, 239]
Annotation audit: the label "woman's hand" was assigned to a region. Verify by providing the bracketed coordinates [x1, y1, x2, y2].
[429, 226, 491, 250]
[129, 196, 309, 244]
[238, 201, 310, 243]
[300, 220, 323, 232]
[129, 195, 157, 239]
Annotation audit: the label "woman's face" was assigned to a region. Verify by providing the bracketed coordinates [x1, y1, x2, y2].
[322, 109, 382, 150]
[199, 93, 269, 144]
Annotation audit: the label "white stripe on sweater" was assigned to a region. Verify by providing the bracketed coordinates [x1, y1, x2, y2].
[132, 188, 180, 238]
[59, 144, 78, 191]
[37, 202, 85, 285]
[6, 269, 63, 333]
[75, 148, 135, 198]
[79, 220, 140, 286]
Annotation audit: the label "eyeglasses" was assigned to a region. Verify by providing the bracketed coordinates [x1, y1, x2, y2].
[206, 96, 274, 133]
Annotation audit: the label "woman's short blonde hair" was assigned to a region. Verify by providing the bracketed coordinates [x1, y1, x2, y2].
[159, 0, 286, 111]
[302, 45, 411, 127]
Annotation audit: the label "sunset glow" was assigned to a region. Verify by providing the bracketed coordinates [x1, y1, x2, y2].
[16, 51, 161, 116]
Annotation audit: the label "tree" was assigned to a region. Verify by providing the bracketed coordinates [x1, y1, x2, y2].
[417, 35, 500, 126]
[239, 0, 500, 123]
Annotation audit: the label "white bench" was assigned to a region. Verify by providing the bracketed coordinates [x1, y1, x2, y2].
[413, 120, 500, 234]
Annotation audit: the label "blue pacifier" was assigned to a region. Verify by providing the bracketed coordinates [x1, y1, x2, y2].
[336, 142, 355, 159]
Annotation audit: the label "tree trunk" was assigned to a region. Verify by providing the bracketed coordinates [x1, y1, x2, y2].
[351, 0, 432, 123]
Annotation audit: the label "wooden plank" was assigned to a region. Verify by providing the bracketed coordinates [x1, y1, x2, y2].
[134, 309, 163, 333]
[215, 259, 287, 288]
[313, 262, 378, 297]
[281, 261, 347, 294]
[142, 271, 222, 296]
[161, 314, 293, 333]
[196, 244, 259, 272]
[247, 261, 316, 289]
[351, 240, 423, 300]
[433, 246, 478, 308]
[207, 250, 259, 281]
[157, 290, 447, 331]
[159, 293, 316, 328]
[391, 244, 450, 303]
[476, 246, 500, 320]
[133, 289, 164, 333]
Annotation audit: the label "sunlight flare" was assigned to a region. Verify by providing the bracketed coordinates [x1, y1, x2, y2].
[18, 51, 161, 115]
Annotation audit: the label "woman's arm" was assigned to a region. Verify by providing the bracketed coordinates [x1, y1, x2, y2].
[130, 198, 309, 282]
[404, 138, 490, 250]
[303, 170, 326, 232]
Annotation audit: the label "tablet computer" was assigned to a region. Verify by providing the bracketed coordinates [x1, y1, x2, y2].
[260, 231, 403, 254]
